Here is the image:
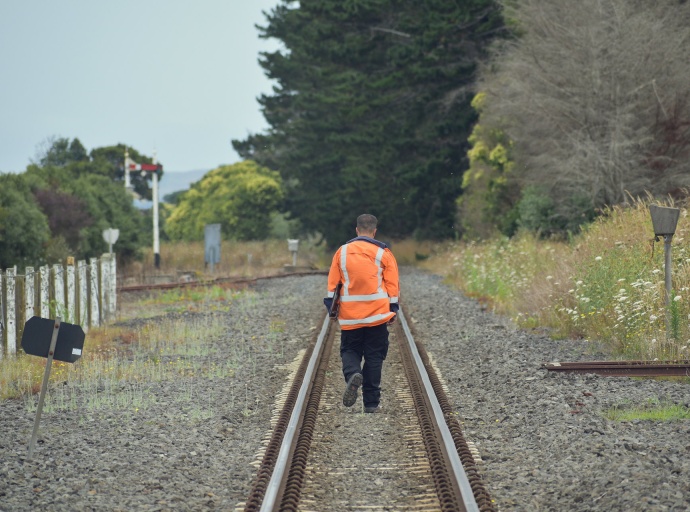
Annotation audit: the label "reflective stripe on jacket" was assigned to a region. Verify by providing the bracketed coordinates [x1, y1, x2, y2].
[326, 237, 399, 330]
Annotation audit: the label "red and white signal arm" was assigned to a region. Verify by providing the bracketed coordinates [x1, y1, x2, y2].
[128, 163, 163, 172]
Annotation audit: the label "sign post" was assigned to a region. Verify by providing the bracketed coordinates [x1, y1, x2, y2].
[22, 316, 85, 458]
[205, 224, 221, 274]
[102, 228, 119, 255]
[28, 317, 61, 459]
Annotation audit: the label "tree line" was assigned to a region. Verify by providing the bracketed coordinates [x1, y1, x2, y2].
[0, 138, 283, 269]
[236, 0, 690, 243]
[0, 138, 151, 269]
[460, 0, 690, 238]
[4, 0, 689, 268]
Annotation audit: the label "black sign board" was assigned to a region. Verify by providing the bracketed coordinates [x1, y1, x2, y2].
[21, 317, 85, 363]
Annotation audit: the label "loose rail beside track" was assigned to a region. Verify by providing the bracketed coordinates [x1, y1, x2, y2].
[543, 360, 690, 377]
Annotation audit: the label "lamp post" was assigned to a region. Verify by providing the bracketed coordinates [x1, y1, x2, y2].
[649, 204, 681, 336]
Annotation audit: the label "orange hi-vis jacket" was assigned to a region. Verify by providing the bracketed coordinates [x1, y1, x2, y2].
[326, 236, 400, 330]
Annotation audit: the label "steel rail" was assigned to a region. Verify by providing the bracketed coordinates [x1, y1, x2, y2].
[259, 313, 332, 512]
[398, 309, 480, 512]
[543, 360, 690, 377]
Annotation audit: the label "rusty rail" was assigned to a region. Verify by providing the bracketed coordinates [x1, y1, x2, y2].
[542, 360, 690, 377]
[118, 270, 327, 293]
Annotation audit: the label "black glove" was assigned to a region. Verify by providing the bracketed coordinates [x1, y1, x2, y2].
[324, 297, 334, 312]
[390, 303, 399, 314]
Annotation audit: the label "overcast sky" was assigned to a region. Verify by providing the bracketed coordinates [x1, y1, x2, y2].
[0, 1, 280, 173]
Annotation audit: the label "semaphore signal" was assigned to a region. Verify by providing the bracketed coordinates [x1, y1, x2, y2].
[124, 148, 163, 269]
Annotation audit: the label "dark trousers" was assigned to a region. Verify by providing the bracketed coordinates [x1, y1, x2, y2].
[340, 322, 390, 408]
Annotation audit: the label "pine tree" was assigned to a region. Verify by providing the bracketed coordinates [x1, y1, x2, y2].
[234, 0, 502, 245]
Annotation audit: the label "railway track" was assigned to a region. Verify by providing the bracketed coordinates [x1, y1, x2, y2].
[238, 307, 495, 512]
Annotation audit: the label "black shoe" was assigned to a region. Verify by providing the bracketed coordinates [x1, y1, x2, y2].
[342, 373, 363, 407]
[364, 406, 382, 414]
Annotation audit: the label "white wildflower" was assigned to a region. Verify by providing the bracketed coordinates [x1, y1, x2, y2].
[674, 296, 682, 302]
[652, 269, 661, 275]
[595, 256, 602, 261]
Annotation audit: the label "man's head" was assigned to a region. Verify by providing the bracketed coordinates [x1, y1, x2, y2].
[356, 214, 378, 237]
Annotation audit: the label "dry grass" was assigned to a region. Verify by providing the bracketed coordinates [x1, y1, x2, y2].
[124, 238, 329, 285]
[424, 197, 690, 359]
[1, 286, 244, 405]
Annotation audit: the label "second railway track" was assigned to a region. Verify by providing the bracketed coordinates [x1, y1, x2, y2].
[239, 307, 495, 512]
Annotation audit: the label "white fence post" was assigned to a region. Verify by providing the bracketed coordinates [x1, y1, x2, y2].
[1, 255, 117, 355]
[90, 258, 99, 328]
[53, 264, 65, 319]
[25, 267, 35, 324]
[66, 262, 75, 323]
[100, 256, 110, 323]
[110, 255, 117, 318]
[39, 265, 49, 318]
[6, 267, 16, 355]
[78, 260, 88, 332]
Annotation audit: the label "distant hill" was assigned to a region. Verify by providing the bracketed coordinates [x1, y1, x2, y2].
[159, 169, 209, 201]
[135, 168, 208, 208]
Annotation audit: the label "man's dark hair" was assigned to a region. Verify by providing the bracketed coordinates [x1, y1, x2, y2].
[357, 214, 378, 233]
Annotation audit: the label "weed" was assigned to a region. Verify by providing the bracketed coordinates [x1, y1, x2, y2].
[605, 400, 690, 421]
[425, 197, 690, 360]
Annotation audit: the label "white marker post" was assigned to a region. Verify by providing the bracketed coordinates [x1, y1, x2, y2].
[288, 239, 299, 267]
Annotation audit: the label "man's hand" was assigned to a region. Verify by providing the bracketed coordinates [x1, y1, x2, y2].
[387, 314, 397, 325]
[323, 297, 333, 312]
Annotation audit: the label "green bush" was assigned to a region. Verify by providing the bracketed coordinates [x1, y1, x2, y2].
[166, 161, 283, 241]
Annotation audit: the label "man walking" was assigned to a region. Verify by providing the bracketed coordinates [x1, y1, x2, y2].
[324, 214, 400, 413]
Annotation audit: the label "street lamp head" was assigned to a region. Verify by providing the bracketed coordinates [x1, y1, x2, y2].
[650, 204, 680, 237]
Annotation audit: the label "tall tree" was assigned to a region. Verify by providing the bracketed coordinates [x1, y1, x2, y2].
[234, 0, 502, 245]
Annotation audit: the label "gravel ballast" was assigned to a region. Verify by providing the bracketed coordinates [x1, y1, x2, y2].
[1, 268, 689, 511]
[401, 267, 690, 511]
